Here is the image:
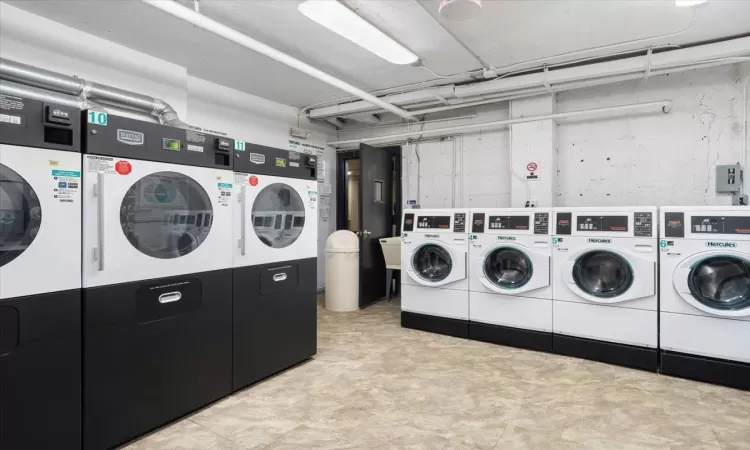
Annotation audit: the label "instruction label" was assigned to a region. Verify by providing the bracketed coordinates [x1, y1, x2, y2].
[86, 155, 116, 173]
[52, 169, 80, 203]
[217, 182, 232, 206]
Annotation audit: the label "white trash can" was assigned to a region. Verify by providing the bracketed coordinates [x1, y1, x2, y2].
[325, 230, 360, 312]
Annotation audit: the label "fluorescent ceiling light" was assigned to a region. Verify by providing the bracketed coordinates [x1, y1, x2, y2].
[298, 0, 419, 65]
[675, 0, 708, 6]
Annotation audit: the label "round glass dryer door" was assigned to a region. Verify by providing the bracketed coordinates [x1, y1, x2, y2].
[573, 250, 634, 298]
[0, 163, 42, 267]
[251, 183, 305, 248]
[688, 256, 750, 311]
[120, 171, 213, 259]
[413, 244, 452, 282]
[483, 247, 533, 289]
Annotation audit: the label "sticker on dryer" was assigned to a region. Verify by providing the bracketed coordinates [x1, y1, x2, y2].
[52, 169, 81, 203]
[115, 160, 132, 175]
[307, 187, 318, 210]
[187, 144, 204, 153]
[86, 155, 117, 173]
[275, 157, 286, 168]
[290, 161, 300, 167]
[249, 175, 259, 186]
[217, 182, 233, 206]
[0, 113, 22, 125]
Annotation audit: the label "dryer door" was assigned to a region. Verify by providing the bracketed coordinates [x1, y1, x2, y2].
[407, 242, 466, 287]
[673, 251, 750, 317]
[0, 163, 41, 268]
[478, 244, 549, 294]
[562, 247, 655, 303]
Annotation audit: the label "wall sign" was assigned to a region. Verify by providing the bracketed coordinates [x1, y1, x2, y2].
[526, 161, 538, 180]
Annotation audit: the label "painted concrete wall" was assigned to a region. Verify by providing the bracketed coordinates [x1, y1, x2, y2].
[1, 3, 337, 290]
[339, 63, 750, 211]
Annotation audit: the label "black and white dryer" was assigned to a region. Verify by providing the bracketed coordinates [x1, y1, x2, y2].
[232, 144, 318, 390]
[81, 113, 235, 449]
[0, 96, 81, 450]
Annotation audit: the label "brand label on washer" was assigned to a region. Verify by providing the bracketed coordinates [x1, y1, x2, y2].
[117, 129, 144, 146]
[496, 236, 516, 241]
[706, 241, 737, 248]
[587, 238, 612, 244]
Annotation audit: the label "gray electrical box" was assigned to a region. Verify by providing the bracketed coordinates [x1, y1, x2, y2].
[716, 164, 742, 194]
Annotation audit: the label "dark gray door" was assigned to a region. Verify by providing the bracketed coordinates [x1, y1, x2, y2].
[358, 144, 392, 308]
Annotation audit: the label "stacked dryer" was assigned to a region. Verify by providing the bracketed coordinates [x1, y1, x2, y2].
[401, 209, 470, 338]
[468, 208, 554, 352]
[0, 97, 81, 450]
[660, 206, 750, 390]
[232, 143, 318, 390]
[551, 207, 658, 371]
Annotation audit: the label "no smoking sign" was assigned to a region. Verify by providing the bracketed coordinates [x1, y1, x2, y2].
[526, 162, 538, 180]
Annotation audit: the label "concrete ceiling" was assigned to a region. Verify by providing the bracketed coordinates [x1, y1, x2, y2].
[8, 0, 750, 109]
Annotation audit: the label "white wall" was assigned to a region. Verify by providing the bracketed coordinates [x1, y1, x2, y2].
[1, 3, 337, 290]
[339, 63, 750, 210]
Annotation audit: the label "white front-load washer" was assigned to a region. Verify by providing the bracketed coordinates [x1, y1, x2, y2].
[552, 206, 658, 371]
[660, 206, 750, 390]
[468, 208, 553, 352]
[401, 209, 470, 338]
[0, 96, 81, 450]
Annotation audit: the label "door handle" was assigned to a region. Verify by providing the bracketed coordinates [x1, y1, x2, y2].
[158, 292, 182, 304]
[239, 184, 247, 256]
[94, 171, 105, 272]
[363, 230, 372, 236]
[273, 273, 288, 282]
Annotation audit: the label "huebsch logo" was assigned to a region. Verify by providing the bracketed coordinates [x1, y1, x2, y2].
[497, 236, 516, 241]
[249, 153, 266, 164]
[588, 238, 612, 244]
[117, 129, 144, 146]
[706, 242, 738, 248]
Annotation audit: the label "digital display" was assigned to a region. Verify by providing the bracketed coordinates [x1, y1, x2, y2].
[416, 215, 451, 229]
[163, 138, 181, 151]
[577, 215, 628, 232]
[691, 216, 750, 234]
[487, 215, 530, 230]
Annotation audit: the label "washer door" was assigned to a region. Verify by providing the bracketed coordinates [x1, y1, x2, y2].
[406, 241, 466, 287]
[0, 163, 42, 267]
[483, 247, 532, 289]
[673, 252, 750, 317]
[120, 171, 213, 259]
[573, 250, 633, 298]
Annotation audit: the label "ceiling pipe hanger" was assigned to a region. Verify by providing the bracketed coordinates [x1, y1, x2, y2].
[142, 0, 417, 121]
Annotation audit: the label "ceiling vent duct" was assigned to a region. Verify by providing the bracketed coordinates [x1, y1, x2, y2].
[439, 0, 482, 21]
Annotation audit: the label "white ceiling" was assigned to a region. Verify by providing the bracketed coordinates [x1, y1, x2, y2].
[9, 0, 750, 109]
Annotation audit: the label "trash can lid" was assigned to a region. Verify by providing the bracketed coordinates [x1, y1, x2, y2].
[326, 230, 359, 252]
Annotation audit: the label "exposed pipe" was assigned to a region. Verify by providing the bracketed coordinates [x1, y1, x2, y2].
[142, 0, 417, 121]
[329, 100, 672, 146]
[0, 58, 185, 127]
[743, 70, 750, 196]
[0, 80, 160, 123]
[337, 114, 477, 133]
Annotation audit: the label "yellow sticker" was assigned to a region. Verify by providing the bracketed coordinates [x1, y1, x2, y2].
[48, 160, 60, 166]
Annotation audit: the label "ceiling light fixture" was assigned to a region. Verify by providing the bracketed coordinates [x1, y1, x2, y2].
[675, 0, 708, 6]
[439, 0, 482, 21]
[298, 0, 419, 65]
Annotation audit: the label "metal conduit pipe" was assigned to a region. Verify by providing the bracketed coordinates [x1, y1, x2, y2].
[329, 100, 672, 147]
[0, 58, 186, 127]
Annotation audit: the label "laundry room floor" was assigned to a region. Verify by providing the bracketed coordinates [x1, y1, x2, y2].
[126, 295, 750, 450]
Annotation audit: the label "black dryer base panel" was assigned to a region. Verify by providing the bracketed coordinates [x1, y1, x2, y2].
[401, 311, 469, 339]
[469, 321, 553, 353]
[0, 289, 81, 450]
[233, 257, 317, 391]
[661, 351, 750, 391]
[553, 334, 658, 372]
[83, 269, 233, 450]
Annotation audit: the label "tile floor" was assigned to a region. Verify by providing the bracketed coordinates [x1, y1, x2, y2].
[127, 297, 750, 449]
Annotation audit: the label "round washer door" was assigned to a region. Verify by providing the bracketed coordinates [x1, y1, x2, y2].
[572, 250, 634, 298]
[483, 247, 533, 289]
[412, 244, 453, 282]
[0, 163, 42, 267]
[687, 255, 750, 313]
[251, 182, 305, 249]
[120, 171, 213, 259]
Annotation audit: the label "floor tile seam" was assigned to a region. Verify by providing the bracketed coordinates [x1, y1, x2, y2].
[186, 417, 250, 448]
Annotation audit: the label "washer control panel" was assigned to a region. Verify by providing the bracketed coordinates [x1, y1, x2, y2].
[634, 212, 653, 237]
[534, 213, 550, 235]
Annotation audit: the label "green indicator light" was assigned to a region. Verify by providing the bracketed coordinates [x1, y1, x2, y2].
[163, 138, 181, 151]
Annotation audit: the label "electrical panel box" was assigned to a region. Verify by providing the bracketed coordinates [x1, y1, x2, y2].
[716, 164, 742, 194]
